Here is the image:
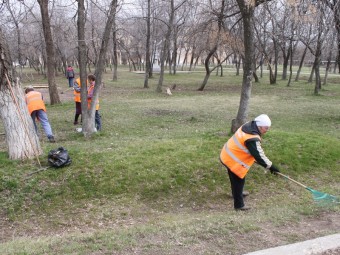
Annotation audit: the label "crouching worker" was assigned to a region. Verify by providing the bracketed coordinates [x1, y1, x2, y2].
[25, 86, 55, 143]
[220, 114, 280, 211]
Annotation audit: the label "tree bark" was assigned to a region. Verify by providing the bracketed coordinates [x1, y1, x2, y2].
[198, 0, 225, 91]
[295, 45, 308, 82]
[80, 0, 117, 137]
[198, 45, 217, 91]
[287, 40, 293, 87]
[156, 0, 174, 93]
[0, 28, 42, 160]
[143, 0, 151, 89]
[37, 0, 61, 105]
[77, 0, 89, 135]
[232, 0, 256, 133]
[112, 5, 118, 81]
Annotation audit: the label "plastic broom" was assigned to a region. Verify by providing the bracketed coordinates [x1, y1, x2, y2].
[277, 172, 339, 205]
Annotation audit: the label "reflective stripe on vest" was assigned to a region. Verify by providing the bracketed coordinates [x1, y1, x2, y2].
[220, 126, 261, 179]
[225, 144, 251, 170]
[232, 130, 250, 154]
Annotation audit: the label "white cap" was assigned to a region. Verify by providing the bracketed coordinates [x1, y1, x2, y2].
[255, 114, 271, 127]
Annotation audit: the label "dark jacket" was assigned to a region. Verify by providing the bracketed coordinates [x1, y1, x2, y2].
[241, 121, 272, 169]
[66, 67, 75, 79]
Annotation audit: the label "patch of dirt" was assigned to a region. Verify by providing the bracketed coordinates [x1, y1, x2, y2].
[35, 86, 75, 103]
[1, 203, 340, 255]
[239, 212, 340, 254]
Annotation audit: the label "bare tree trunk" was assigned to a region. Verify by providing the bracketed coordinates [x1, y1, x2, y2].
[314, 25, 323, 95]
[260, 57, 263, 78]
[323, 34, 335, 85]
[189, 46, 195, 71]
[37, 0, 61, 105]
[295, 45, 308, 81]
[156, 39, 168, 92]
[314, 61, 321, 95]
[172, 26, 178, 75]
[287, 40, 293, 87]
[181, 47, 189, 71]
[332, 1, 340, 73]
[236, 56, 241, 76]
[198, 0, 225, 91]
[77, 0, 89, 135]
[198, 46, 217, 91]
[82, 0, 117, 137]
[111, 7, 118, 82]
[253, 71, 259, 82]
[281, 45, 291, 80]
[323, 53, 332, 86]
[156, 0, 174, 93]
[232, 0, 255, 133]
[271, 40, 279, 84]
[112, 26, 118, 81]
[308, 65, 315, 83]
[0, 28, 42, 160]
[143, 0, 151, 89]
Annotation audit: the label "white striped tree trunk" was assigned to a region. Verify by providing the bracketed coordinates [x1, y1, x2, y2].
[0, 28, 42, 160]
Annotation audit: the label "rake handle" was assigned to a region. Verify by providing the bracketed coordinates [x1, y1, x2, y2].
[277, 172, 308, 189]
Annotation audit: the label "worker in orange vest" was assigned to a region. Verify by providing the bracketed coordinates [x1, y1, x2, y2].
[87, 74, 101, 131]
[220, 114, 280, 211]
[73, 77, 87, 125]
[25, 86, 55, 143]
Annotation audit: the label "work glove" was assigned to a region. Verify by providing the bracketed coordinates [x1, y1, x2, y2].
[269, 165, 280, 175]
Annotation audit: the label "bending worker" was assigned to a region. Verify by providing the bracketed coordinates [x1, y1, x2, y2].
[25, 86, 55, 143]
[220, 114, 280, 211]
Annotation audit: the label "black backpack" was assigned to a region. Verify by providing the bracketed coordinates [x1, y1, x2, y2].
[48, 147, 72, 168]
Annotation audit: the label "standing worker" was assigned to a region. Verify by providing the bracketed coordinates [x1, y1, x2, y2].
[87, 74, 101, 131]
[73, 77, 84, 125]
[25, 86, 55, 143]
[220, 114, 280, 211]
[66, 65, 75, 88]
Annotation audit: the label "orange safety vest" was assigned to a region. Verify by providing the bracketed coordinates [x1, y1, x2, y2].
[25, 91, 46, 115]
[73, 77, 87, 103]
[220, 126, 261, 179]
[87, 84, 100, 110]
[73, 78, 81, 102]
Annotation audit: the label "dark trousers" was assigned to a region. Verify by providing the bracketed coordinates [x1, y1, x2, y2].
[227, 167, 245, 209]
[75, 102, 82, 115]
[95, 110, 101, 131]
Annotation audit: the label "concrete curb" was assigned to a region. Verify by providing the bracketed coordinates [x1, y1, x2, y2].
[244, 233, 340, 255]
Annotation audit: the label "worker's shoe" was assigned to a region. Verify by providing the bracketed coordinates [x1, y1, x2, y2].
[235, 205, 251, 211]
[48, 136, 55, 143]
[73, 121, 78, 125]
[242, 191, 250, 197]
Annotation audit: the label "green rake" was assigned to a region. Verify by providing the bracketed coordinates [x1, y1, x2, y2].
[277, 172, 339, 205]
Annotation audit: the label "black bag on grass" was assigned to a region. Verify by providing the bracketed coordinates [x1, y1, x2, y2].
[48, 147, 71, 168]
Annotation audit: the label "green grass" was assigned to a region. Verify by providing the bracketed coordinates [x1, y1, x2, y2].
[0, 66, 340, 254]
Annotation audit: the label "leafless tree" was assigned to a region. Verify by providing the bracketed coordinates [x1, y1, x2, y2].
[320, 0, 340, 73]
[197, 0, 228, 91]
[37, 0, 61, 104]
[231, 0, 257, 132]
[78, 0, 118, 137]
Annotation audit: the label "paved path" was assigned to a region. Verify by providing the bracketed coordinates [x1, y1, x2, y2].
[244, 233, 340, 255]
